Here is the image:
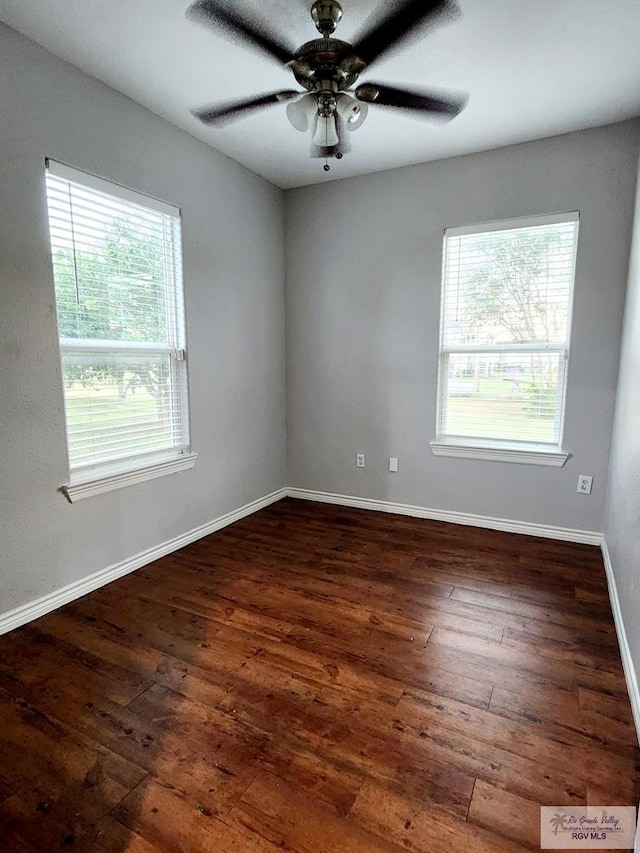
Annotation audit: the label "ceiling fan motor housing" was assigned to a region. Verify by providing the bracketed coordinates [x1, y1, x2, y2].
[291, 39, 365, 91]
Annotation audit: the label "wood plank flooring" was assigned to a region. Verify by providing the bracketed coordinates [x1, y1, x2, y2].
[0, 498, 638, 851]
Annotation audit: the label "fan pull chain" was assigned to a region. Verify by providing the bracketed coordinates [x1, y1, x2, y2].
[323, 118, 330, 170]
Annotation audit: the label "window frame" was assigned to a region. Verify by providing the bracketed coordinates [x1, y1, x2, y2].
[45, 159, 196, 501]
[430, 211, 579, 466]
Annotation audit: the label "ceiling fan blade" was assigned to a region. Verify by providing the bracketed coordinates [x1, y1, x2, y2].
[355, 82, 466, 120]
[187, 0, 295, 65]
[351, 0, 459, 67]
[192, 90, 301, 126]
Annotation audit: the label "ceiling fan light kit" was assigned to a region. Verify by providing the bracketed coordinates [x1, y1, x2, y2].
[336, 94, 368, 131]
[313, 114, 340, 148]
[286, 93, 318, 132]
[188, 0, 467, 171]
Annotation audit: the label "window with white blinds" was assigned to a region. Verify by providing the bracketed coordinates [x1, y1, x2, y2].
[45, 160, 190, 480]
[436, 212, 579, 452]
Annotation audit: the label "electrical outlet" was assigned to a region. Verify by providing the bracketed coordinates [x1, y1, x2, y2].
[577, 474, 593, 495]
[356, 452, 365, 468]
[389, 457, 399, 472]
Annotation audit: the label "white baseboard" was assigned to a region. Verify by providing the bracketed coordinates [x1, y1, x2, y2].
[0, 487, 287, 637]
[601, 538, 640, 746]
[285, 487, 602, 545]
[0, 484, 603, 638]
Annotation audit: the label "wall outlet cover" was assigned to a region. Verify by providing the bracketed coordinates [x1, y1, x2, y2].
[577, 474, 593, 495]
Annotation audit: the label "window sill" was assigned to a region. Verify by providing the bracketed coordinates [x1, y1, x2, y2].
[429, 441, 569, 467]
[60, 452, 198, 503]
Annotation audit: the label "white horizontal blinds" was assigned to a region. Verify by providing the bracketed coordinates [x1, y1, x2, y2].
[442, 217, 578, 348]
[61, 353, 181, 467]
[440, 214, 579, 447]
[45, 161, 188, 471]
[442, 352, 565, 444]
[46, 174, 182, 344]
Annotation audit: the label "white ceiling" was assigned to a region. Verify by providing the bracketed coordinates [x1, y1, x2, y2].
[1, 0, 640, 189]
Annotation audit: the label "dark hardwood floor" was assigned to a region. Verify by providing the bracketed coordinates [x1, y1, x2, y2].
[0, 498, 638, 851]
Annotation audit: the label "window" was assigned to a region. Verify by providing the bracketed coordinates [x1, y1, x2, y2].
[431, 212, 579, 465]
[45, 160, 195, 500]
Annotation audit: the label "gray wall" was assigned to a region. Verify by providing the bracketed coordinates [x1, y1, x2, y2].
[1, 16, 638, 625]
[0, 24, 286, 615]
[285, 121, 640, 533]
[604, 149, 640, 701]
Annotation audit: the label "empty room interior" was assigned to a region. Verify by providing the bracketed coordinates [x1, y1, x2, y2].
[2, 0, 640, 850]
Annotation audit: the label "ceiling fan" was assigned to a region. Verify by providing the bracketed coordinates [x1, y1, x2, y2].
[187, 0, 467, 170]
